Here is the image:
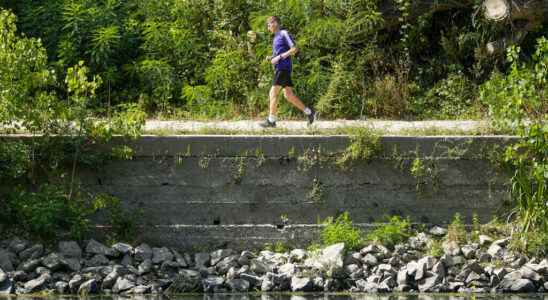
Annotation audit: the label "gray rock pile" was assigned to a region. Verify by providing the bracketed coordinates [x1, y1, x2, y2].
[0, 231, 546, 295]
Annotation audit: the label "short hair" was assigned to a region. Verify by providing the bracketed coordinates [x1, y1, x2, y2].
[267, 16, 280, 25]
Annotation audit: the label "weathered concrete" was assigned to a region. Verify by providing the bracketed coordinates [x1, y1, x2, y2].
[1, 135, 516, 250]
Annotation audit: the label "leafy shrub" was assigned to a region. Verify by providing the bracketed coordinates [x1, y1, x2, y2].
[0, 141, 31, 180]
[413, 73, 479, 119]
[321, 212, 363, 251]
[365, 216, 411, 249]
[427, 239, 444, 258]
[337, 127, 382, 168]
[446, 213, 467, 244]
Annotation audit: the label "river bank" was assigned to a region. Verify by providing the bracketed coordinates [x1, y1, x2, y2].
[0, 225, 546, 295]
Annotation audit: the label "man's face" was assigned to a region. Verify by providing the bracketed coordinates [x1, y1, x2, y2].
[267, 19, 278, 33]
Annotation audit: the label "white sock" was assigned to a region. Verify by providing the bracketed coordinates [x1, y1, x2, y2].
[304, 107, 312, 115]
[268, 115, 277, 123]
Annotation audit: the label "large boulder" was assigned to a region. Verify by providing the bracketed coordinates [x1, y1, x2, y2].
[85, 239, 115, 257]
[0, 250, 14, 272]
[210, 249, 233, 266]
[291, 277, 314, 292]
[152, 247, 173, 264]
[23, 273, 51, 293]
[0, 269, 13, 295]
[59, 241, 82, 258]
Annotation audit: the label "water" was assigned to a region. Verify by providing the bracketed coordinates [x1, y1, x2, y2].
[1, 294, 547, 300]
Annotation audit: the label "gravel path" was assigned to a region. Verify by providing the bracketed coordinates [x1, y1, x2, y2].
[144, 120, 490, 135]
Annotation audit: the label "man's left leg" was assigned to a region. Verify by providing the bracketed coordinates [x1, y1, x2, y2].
[283, 87, 316, 124]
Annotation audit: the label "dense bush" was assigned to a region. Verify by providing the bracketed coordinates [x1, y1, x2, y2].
[2, 0, 545, 120]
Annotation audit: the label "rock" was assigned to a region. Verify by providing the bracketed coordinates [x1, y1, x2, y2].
[54, 281, 68, 294]
[78, 279, 97, 295]
[24, 273, 51, 293]
[216, 255, 238, 274]
[442, 241, 461, 256]
[461, 245, 475, 259]
[492, 238, 510, 247]
[152, 247, 173, 264]
[36, 266, 50, 275]
[86, 239, 115, 257]
[362, 253, 378, 266]
[318, 243, 345, 271]
[0, 270, 12, 295]
[360, 244, 379, 255]
[289, 249, 307, 262]
[19, 244, 43, 261]
[448, 281, 464, 291]
[133, 285, 150, 294]
[165, 270, 202, 293]
[291, 277, 314, 292]
[0, 250, 14, 272]
[261, 276, 274, 292]
[69, 275, 85, 292]
[464, 261, 485, 275]
[102, 269, 120, 290]
[112, 243, 133, 255]
[525, 262, 547, 275]
[202, 275, 224, 293]
[210, 249, 233, 266]
[432, 261, 445, 278]
[161, 260, 180, 274]
[415, 256, 435, 280]
[87, 254, 109, 267]
[479, 235, 493, 246]
[279, 263, 297, 277]
[487, 244, 503, 258]
[493, 267, 508, 279]
[429, 226, 447, 237]
[11, 271, 27, 282]
[419, 275, 440, 292]
[237, 252, 252, 266]
[344, 252, 362, 266]
[240, 273, 262, 287]
[250, 259, 270, 274]
[478, 252, 491, 263]
[9, 238, 28, 254]
[466, 271, 481, 284]
[409, 232, 430, 249]
[134, 244, 153, 261]
[42, 253, 66, 271]
[121, 254, 133, 266]
[113, 277, 135, 293]
[19, 258, 41, 272]
[520, 266, 541, 282]
[172, 250, 188, 267]
[59, 241, 82, 258]
[397, 269, 409, 285]
[64, 258, 81, 272]
[499, 278, 536, 292]
[356, 279, 380, 292]
[227, 278, 250, 292]
[194, 253, 210, 268]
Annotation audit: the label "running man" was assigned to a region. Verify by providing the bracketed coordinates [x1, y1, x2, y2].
[260, 16, 315, 128]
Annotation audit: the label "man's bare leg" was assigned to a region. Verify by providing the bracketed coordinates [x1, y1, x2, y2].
[269, 85, 282, 118]
[282, 87, 305, 111]
[284, 87, 316, 124]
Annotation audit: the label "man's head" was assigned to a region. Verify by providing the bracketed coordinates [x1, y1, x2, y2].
[267, 16, 280, 33]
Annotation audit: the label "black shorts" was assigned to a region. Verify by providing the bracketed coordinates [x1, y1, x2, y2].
[272, 70, 293, 87]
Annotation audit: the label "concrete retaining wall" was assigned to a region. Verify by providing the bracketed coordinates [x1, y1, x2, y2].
[2, 135, 516, 250]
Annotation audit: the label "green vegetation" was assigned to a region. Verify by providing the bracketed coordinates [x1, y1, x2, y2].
[446, 213, 467, 244]
[336, 127, 382, 169]
[1, 1, 546, 120]
[0, 9, 145, 242]
[426, 239, 444, 258]
[321, 212, 363, 251]
[480, 39, 547, 255]
[365, 216, 411, 249]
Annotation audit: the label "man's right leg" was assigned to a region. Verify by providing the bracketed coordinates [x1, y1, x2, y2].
[260, 85, 282, 128]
